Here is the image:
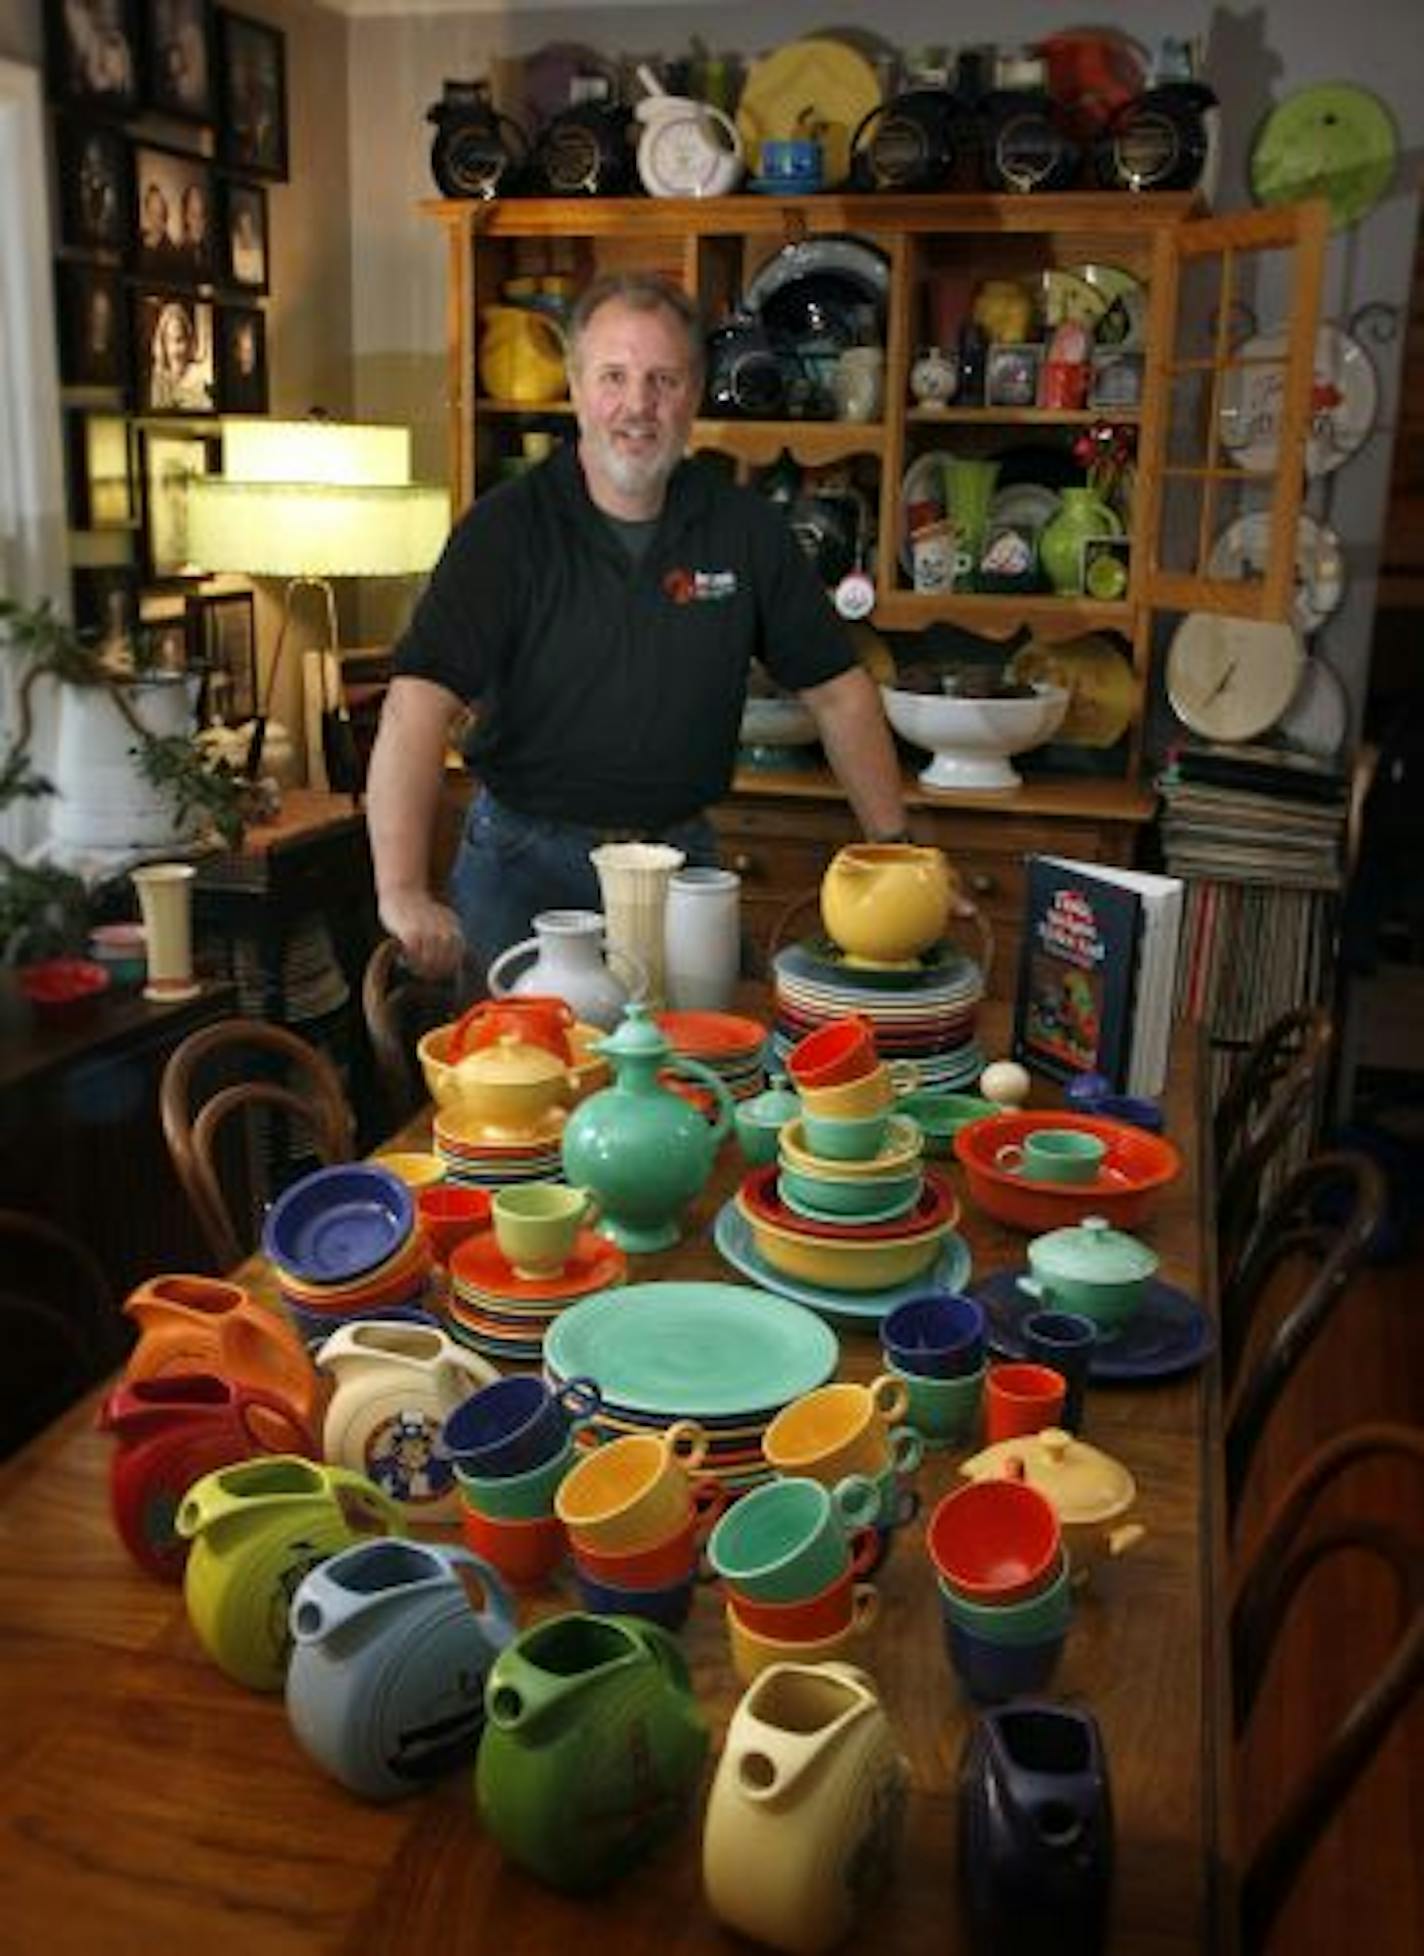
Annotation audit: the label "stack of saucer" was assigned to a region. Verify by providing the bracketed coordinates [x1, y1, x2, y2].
[445, 1227, 627, 1364]
[769, 936, 986, 1091]
[261, 1163, 435, 1342]
[432, 1106, 566, 1188]
[657, 1009, 770, 1101]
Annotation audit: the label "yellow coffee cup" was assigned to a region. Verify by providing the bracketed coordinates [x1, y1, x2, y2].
[724, 1596, 876, 1686]
[762, 1376, 913, 1483]
[555, 1419, 712, 1553]
[796, 1061, 918, 1120]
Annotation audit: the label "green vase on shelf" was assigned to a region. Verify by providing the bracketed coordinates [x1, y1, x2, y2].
[1039, 488, 1124, 596]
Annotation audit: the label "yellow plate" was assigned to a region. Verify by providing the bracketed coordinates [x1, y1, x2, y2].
[736, 37, 882, 187]
[1007, 634, 1139, 748]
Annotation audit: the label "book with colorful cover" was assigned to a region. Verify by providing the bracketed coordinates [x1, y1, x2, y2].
[1013, 856, 1185, 1095]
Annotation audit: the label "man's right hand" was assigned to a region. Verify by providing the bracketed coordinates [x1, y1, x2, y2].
[379, 889, 467, 980]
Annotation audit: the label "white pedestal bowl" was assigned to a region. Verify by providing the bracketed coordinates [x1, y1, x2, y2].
[880, 682, 1070, 792]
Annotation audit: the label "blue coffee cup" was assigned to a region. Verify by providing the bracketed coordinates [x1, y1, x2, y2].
[882, 1290, 986, 1379]
[1020, 1310, 1097, 1434]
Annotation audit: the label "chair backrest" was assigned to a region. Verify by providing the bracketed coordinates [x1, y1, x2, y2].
[1224, 1150, 1388, 1517]
[1214, 1006, 1333, 1294]
[160, 1017, 356, 1272]
[360, 937, 455, 1129]
[1231, 1422, 1424, 1949]
[0, 1210, 122, 1458]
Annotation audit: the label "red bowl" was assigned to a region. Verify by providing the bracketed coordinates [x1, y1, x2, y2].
[740, 1162, 959, 1241]
[952, 1110, 1180, 1231]
[926, 1478, 1062, 1603]
[18, 956, 111, 1021]
[416, 1185, 492, 1263]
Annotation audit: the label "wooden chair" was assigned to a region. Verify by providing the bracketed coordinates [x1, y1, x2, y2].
[0, 1211, 123, 1459]
[1215, 1006, 1334, 1296]
[1231, 1422, 1424, 1950]
[160, 1018, 356, 1273]
[360, 936, 457, 1130]
[1224, 1150, 1389, 1518]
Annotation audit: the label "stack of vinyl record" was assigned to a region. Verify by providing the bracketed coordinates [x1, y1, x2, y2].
[769, 935, 986, 1091]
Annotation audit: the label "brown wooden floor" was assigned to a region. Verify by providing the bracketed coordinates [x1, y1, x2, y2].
[1229, 1183, 1424, 1954]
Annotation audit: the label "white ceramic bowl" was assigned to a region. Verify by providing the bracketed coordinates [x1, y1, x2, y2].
[880, 682, 1070, 792]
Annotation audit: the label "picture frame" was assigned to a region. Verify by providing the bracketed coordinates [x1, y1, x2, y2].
[56, 261, 127, 391]
[1090, 349, 1145, 411]
[217, 9, 289, 181]
[985, 343, 1043, 410]
[56, 119, 129, 255]
[132, 140, 216, 284]
[67, 411, 137, 530]
[71, 564, 140, 652]
[45, 0, 140, 115]
[187, 590, 257, 722]
[218, 178, 268, 291]
[139, 596, 192, 675]
[139, 424, 219, 578]
[132, 289, 216, 415]
[140, 0, 216, 123]
[216, 304, 268, 411]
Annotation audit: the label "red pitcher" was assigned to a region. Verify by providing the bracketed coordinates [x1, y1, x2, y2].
[99, 1372, 317, 1580]
[122, 1273, 320, 1427]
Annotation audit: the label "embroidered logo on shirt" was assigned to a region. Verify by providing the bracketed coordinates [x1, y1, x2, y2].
[662, 567, 738, 604]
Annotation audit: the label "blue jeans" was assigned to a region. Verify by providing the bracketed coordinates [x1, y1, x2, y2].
[449, 788, 721, 989]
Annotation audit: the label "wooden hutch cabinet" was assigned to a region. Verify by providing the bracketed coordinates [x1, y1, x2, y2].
[422, 191, 1326, 993]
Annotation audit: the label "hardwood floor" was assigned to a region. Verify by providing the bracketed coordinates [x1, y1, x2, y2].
[1229, 1166, 1424, 1955]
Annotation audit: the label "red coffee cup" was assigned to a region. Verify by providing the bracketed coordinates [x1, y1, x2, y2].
[983, 1362, 1068, 1444]
[787, 1015, 878, 1090]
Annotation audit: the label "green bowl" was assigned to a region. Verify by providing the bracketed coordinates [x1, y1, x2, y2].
[898, 1092, 999, 1156]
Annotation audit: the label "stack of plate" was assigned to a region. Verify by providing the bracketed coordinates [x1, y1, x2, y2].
[261, 1163, 434, 1343]
[770, 936, 987, 1092]
[230, 917, 350, 1025]
[657, 1009, 770, 1101]
[543, 1282, 840, 1494]
[445, 1227, 627, 1364]
[432, 1106, 566, 1187]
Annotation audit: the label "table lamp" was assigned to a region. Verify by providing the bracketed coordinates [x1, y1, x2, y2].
[186, 418, 449, 783]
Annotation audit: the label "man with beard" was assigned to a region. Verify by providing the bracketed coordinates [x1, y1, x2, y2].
[368, 272, 908, 983]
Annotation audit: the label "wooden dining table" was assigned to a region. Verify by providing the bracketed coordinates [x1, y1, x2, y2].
[0, 1000, 1233, 1956]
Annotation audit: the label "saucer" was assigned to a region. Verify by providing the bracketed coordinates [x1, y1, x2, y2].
[972, 1267, 1215, 1380]
[448, 1228, 626, 1304]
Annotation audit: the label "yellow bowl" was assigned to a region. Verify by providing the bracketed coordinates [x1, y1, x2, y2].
[779, 1114, 923, 1182]
[371, 1150, 446, 1190]
[418, 1021, 611, 1109]
[736, 1191, 946, 1292]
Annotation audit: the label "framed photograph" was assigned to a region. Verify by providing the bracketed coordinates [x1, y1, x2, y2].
[187, 590, 257, 721]
[132, 290, 215, 415]
[67, 412, 137, 529]
[985, 343, 1043, 410]
[139, 596, 192, 674]
[71, 564, 140, 652]
[217, 304, 267, 411]
[45, 0, 140, 114]
[219, 178, 268, 291]
[1082, 535, 1132, 601]
[56, 261, 127, 390]
[140, 0, 216, 122]
[217, 10, 288, 180]
[139, 424, 219, 577]
[133, 140, 216, 284]
[56, 120, 129, 255]
[1090, 349, 1145, 411]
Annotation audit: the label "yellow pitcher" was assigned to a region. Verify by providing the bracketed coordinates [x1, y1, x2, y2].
[478, 305, 567, 405]
[820, 842, 960, 966]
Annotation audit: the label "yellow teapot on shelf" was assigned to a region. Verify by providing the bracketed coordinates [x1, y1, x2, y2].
[478, 304, 567, 405]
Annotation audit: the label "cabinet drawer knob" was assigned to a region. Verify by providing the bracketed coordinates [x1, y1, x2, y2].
[969, 872, 998, 897]
[730, 852, 757, 878]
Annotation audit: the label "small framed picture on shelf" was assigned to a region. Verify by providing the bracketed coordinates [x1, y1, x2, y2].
[139, 424, 219, 577]
[46, 0, 140, 114]
[985, 343, 1042, 410]
[1090, 349, 1145, 411]
[219, 178, 268, 291]
[139, 596, 191, 674]
[216, 304, 268, 411]
[67, 411, 136, 530]
[187, 589, 257, 721]
[56, 120, 129, 255]
[217, 9, 289, 180]
[140, 0, 216, 123]
[132, 141, 216, 284]
[132, 290, 215, 414]
[56, 261, 127, 390]
[71, 563, 140, 652]
[1082, 535, 1132, 602]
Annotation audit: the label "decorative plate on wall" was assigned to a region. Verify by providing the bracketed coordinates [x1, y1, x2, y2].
[1250, 82, 1399, 232]
[1207, 509, 1346, 637]
[1218, 322, 1378, 477]
[1165, 611, 1304, 743]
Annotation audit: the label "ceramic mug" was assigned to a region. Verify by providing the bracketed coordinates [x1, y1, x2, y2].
[994, 1129, 1107, 1184]
[555, 1420, 719, 1554]
[881, 1291, 986, 1379]
[729, 1570, 878, 1643]
[795, 1061, 918, 1119]
[725, 1601, 873, 1686]
[708, 1475, 881, 1604]
[983, 1362, 1069, 1445]
[442, 1373, 601, 1479]
[832, 346, 885, 423]
[887, 1359, 985, 1451]
[799, 1107, 892, 1162]
[911, 518, 959, 592]
[1020, 1310, 1098, 1434]
[491, 1183, 598, 1278]
[762, 1376, 913, 1483]
[786, 1017, 878, 1091]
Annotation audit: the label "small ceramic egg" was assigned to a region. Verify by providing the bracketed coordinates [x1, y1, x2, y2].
[979, 1058, 1031, 1108]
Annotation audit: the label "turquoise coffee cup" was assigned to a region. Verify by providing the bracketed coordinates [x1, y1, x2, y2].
[888, 1359, 986, 1449]
[936, 1551, 1073, 1646]
[454, 1437, 576, 1522]
[708, 1474, 879, 1603]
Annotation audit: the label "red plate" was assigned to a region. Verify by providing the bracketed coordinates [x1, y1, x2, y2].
[449, 1227, 627, 1303]
[953, 1109, 1180, 1231]
[739, 1163, 959, 1241]
[657, 1010, 769, 1058]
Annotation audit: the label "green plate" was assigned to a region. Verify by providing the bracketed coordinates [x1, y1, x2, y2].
[714, 1201, 972, 1330]
[542, 1281, 838, 1419]
[1250, 83, 1398, 232]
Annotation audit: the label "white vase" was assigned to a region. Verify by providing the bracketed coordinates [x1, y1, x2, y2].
[51, 677, 200, 850]
[663, 867, 741, 1013]
[589, 842, 685, 1010]
[131, 862, 199, 1000]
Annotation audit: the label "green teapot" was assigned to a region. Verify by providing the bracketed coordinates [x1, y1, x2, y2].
[476, 1612, 709, 1891]
[560, 1002, 734, 1251]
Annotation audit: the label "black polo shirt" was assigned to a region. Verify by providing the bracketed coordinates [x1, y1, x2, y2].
[392, 442, 854, 828]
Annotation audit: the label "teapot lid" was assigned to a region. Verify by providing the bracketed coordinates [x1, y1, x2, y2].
[959, 1427, 1136, 1525]
[1028, 1214, 1159, 1284]
[596, 1000, 670, 1063]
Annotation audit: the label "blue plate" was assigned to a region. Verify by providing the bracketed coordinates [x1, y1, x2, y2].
[714, 1200, 972, 1330]
[972, 1267, 1214, 1380]
[263, 1163, 414, 1285]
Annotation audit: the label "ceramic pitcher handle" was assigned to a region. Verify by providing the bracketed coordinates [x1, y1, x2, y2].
[665, 1054, 735, 1144]
[235, 1384, 317, 1460]
[484, 935, 541, 997]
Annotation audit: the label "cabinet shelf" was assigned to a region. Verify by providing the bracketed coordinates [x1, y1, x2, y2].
[905, 406, 1140, 427]
[873, 592, 1133, 635]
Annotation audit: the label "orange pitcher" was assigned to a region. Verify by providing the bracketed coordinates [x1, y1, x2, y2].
[123, 1273, 320, 1428]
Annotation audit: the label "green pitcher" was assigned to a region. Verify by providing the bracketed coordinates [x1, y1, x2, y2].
[1038, 487, 1124, 595]
[475, 1611, 709, 1891]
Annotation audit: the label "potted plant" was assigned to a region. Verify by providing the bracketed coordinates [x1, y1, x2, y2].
[0, 595, 245, 969]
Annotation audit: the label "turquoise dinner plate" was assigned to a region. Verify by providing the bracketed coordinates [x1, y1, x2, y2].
[714, 1200, 972, 1330]
[542, 1281, 838, 1420]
